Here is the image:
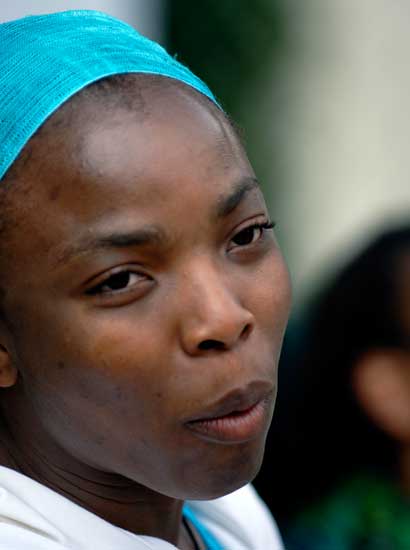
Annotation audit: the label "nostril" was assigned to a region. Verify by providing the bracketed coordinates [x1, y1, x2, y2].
[198, 339, 226, 351]
[240, 323, 252, 340]
[197, 324, 252, 351]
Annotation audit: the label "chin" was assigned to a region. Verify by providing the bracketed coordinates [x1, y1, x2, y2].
[181, 440, 266, 501]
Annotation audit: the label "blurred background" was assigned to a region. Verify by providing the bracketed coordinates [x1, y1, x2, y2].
[3, 0, 410, 307]
[4, 1, 410, 546]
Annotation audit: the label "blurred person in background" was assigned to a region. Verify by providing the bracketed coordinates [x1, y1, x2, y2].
[256, 224, 410, 549]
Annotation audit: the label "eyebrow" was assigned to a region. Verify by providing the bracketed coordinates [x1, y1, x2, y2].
[53, 176, 259, 267]
[214, 176, 259, 219]
[54, 225, 166, 267]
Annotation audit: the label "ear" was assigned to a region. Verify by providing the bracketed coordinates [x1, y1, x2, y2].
[0, 343, 17, 388]
[352, 349, 410, 443]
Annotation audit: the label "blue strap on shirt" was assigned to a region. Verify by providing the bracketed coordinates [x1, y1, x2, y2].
[183, 504, 224, 550]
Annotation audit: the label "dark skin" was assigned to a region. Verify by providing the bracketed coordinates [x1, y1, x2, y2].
[0, 80, 291, 548]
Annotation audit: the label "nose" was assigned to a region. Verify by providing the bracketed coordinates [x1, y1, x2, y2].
[178, 263, 255, 355]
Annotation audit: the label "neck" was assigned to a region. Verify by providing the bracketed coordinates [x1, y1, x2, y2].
[0, 396, 192, 548]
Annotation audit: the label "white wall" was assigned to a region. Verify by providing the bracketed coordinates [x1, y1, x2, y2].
[266, 1, 410, 305]
[0, 0, 165, 41]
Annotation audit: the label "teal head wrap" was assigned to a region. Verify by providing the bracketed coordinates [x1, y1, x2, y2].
[0, 10, 219, 180]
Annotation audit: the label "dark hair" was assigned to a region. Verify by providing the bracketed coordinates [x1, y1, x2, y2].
[255, 224, 410, 522]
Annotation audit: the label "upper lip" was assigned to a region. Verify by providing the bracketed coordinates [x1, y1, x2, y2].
[184, 381, 274, 424]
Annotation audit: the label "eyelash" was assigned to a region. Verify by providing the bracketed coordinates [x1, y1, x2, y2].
[86, 220, 275, 297]
[229, 220, 275, 248]
[86, 269, 150, 296]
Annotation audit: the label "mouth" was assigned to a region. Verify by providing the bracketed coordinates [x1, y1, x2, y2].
[184, 382, 274, 444]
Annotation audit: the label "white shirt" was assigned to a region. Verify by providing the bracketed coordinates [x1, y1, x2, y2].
[0, 466, 283, 549]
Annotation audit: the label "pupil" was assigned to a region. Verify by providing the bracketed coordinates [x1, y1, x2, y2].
[108, 272, 130, 290]
[234, 227, 254, 245]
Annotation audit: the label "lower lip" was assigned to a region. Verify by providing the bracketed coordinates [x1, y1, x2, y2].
[185, 398, 271, 444]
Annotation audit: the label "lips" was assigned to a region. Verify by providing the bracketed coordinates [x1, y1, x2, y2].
[184, 382, 274, 444]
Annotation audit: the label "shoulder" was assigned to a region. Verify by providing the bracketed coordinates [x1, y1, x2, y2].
[0, 467, 176, 550]
[188, 484, 284, 549]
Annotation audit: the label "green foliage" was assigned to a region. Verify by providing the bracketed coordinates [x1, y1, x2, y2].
[168, 0, 285, 116]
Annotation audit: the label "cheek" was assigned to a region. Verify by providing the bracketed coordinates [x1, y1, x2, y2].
[13, 307, 177, 457]
[42, 331, 168, 420]
[249, 249, 292, 341]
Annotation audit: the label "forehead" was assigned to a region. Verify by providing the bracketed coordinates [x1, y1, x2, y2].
[25, 79, 247, 200]
[5, 81, 256, 269]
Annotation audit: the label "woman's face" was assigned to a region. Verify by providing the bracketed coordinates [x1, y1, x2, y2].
[2, 82, 291, 499]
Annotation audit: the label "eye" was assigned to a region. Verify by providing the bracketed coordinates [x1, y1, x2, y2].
[230, 221, 275, 248]
[86, 270, 149, 296]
